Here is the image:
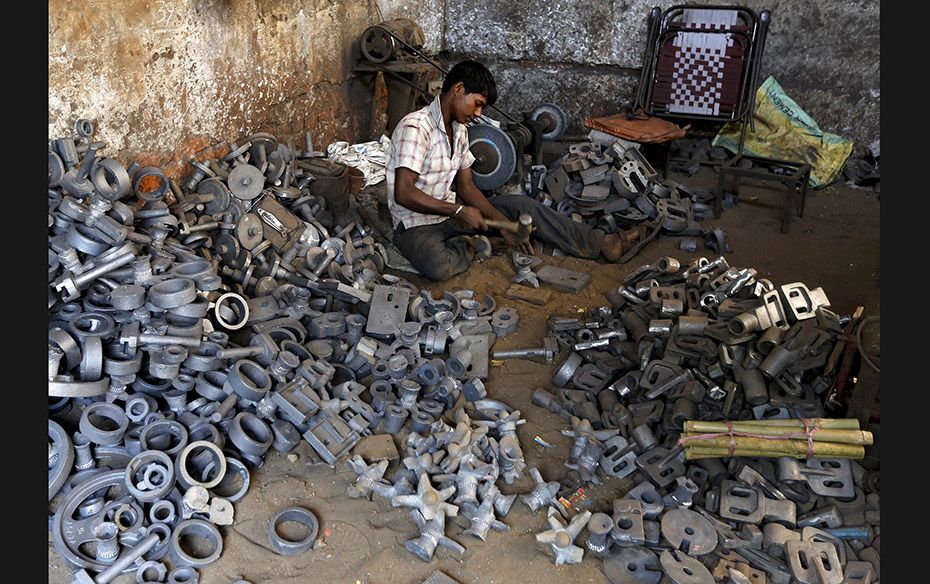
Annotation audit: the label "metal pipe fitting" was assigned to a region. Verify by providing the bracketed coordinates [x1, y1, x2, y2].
[446, 339, 473, 379]
[169, 518, 223, 567]
[388, 354, 409, 381]
[94, 532, 162, 584]
[267, 506, 319, 555]
[519, 467, 560, 513]
[93, 521, 121, 564]
[382, 404, 409, 434]
[460, 298, 480, 320]
[162, 389, 189, 413]
[585, 512, 614, 557]
[398, 379, 421, 409]
[79, 402, 129, 446]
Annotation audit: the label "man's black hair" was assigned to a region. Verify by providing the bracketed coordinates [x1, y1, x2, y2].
[441, 60, 497, 106]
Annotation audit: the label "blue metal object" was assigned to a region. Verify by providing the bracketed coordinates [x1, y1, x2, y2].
[467, 123, 516, 191]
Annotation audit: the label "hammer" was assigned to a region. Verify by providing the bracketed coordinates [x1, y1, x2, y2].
[484, 213, 533, 245]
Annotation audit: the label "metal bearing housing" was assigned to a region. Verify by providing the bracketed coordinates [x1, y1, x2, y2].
[491, 307, 519, 336]
[175, 440, 227, 490]
[125, 449, 176, 503]
[228, 412, 273, 456]
[268, 507, 319, 555]
[224, 359, 272, 401]
[170, 519, 223, 568]
[79, 402, 129, 445]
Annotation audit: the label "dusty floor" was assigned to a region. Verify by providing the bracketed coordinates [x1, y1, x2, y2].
[48, 165, 880, 584]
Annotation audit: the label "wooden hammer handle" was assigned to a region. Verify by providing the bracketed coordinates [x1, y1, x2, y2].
[484, 219, 519, 233]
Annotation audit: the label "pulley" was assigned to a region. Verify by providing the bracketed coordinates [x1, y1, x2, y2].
[529, 102, 568, 140]
[467, 123, 518, 191]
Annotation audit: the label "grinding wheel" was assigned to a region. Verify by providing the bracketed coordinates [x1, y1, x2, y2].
[529, 102, 568, 140]
[467, 123, 517, 191]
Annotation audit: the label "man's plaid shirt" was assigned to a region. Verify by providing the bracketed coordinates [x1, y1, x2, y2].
[386, 96, 476, 230]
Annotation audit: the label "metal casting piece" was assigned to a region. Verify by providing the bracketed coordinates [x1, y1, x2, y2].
[659, 549, 715, 583]
[520, 467, 561, 513]
[535, 507, 592, 565]
[785, 540, 843, 584]
[268, 506, 319, 555]
[602, 546, 662, 584]
[537, 265, 591, 293]
[610, 498, 646, 546]
[405, 509, 465, 562]
[660, 508, 718, 555]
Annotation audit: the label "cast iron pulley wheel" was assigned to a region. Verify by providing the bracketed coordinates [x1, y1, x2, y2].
[236, 213, 265, 250]
[228, 163, 265, 200]
[50, 150, 65, 187]
[360, 25, 396, 63]
[247, 132, 278, 164]
[529, 103, 568, 140]
[467, 123, 517, 191]
[48, 420, 74, 501]
[212, 232, 241, 266]
[197, 177, 232, 216]
[52, 469, 156, 572]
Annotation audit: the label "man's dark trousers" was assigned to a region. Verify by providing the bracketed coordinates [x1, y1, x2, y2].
[393, 195, 605, 281]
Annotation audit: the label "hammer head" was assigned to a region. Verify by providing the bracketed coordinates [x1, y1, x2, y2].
[516, 213, 533, 242]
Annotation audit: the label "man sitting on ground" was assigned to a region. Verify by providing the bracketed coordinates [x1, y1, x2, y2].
[386, 59, 646, 281]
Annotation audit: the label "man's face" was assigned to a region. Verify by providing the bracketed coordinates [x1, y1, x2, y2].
[451, 82, 488, 124]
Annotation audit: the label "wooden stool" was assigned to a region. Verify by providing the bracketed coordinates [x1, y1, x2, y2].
[716, 155, 812, 233]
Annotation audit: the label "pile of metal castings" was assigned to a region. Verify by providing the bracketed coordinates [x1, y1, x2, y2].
[521, 255, 880, 581]
[523, 133, 731, 255]
[347, 399, 529, 562]
[667, 138, 733, 177]
[47, 120, 525, 582]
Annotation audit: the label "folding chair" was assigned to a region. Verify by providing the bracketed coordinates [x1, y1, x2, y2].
[633, 5, 769, 156]
[631, 5, 808, 232]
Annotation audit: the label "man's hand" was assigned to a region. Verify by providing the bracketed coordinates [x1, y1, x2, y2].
[456, 205, 487, 231]
[501, 229, 535, 255]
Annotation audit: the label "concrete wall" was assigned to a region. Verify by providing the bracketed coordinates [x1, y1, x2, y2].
[49, 0, 879, 176]
[49, 0, 385, 178]
[437, 0, 880, 148]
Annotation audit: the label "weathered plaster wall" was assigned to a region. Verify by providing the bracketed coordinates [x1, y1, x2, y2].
[49, 0, 385, 178]
[441, 0, 880, 148]
[49, 0, 879, 176]
[375, 0, 445, 53]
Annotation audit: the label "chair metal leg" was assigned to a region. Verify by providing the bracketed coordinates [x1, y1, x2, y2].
[662, 141, 671, 180]
[782, 182, 795, 233]
[798, 171, 810, 218]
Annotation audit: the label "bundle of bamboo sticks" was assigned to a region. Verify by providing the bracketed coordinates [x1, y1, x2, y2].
[679, 418, 873, 459]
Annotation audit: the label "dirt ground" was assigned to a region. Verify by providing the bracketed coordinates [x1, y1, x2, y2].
[48, 165, 880, 584]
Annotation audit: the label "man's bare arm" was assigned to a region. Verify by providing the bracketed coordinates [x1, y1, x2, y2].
[453, 166, 510, 223]
[454, 166, 535, 254]
[395, 167, 486, 230]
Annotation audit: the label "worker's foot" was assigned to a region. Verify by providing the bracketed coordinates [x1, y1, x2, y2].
[600, 233, 628, 262]
[619, 223, 650, 243]
[470, 235, 493, 262]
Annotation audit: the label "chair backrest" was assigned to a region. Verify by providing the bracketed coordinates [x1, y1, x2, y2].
[634, 5, 770, 128]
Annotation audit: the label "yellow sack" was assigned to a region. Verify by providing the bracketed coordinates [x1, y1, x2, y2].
[714, 76, 854, 188]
